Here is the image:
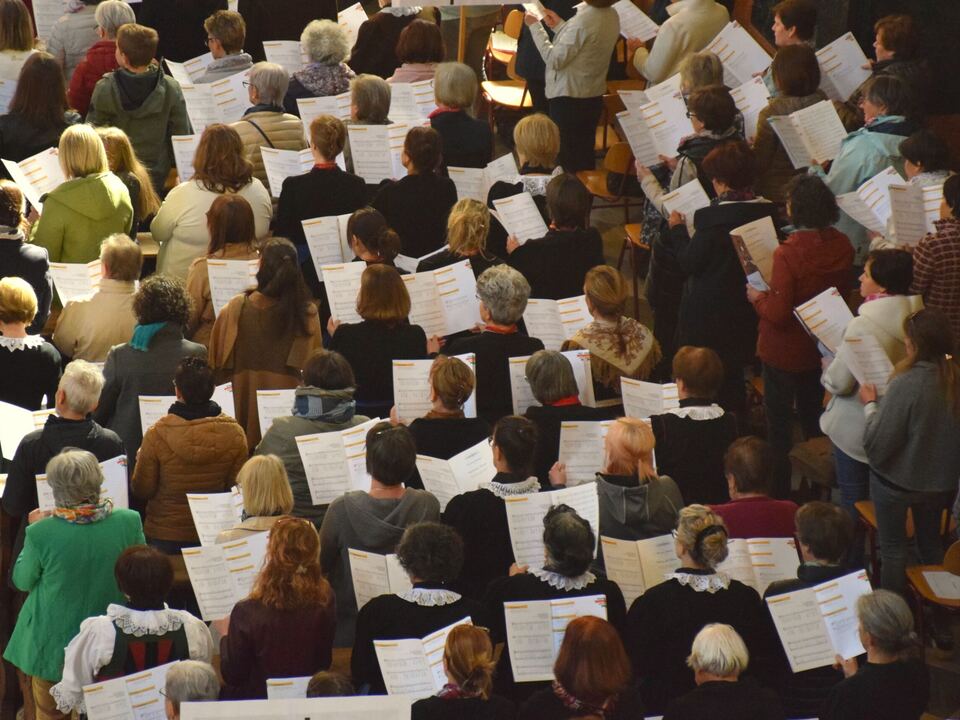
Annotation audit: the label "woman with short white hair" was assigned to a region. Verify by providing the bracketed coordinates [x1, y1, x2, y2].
[283, 20, 355, 115]
[68, 0, 136, 116]
[163, 661, 220, 720]
[429, 61, 492, 169]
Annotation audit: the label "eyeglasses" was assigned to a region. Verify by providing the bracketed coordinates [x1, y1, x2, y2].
[685, 111, 698, 120]
[242, 81, 250, 88]
[671, 529, 678, 539]
[205, 37, 217, 45]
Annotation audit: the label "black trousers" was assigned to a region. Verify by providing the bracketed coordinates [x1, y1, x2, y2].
[548, 95, 602, 172]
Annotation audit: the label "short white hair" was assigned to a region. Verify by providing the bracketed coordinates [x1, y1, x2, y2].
[476, 265, 530, 325]
[248, 62, 289, 106]
[686, 623, 749, 677]
[46, 449, 103, 508]
[95, 0, 135, 37]
[59, 360, 104, 415]
[300, 19, 350, 65]
[164, 661, 219, 713]
[434, 62, 477, 110]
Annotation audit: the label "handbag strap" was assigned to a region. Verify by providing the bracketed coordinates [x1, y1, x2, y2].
[243, 118, 275, 149]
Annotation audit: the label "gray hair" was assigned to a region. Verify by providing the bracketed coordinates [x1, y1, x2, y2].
[46, 449, 103, 508]
[862, 74, 911, 117]
[300, 19, 350, 65]
[248, 62, 290, 106]
[58, 360, 104, 415]
[857, 590, 918, 657]
[679, 51, 724, 92]
[434, 62, 477, 110]
[526, 350, 578, 404]
[476, 265, 530, 325]
[542, 504, 594, 577]
[95, 0, 136, 37]
[686, 623, 749, 677]
[351, 74, 391, 123]
[164, 661, 219, 713]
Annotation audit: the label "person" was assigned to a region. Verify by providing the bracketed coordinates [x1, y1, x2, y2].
[45, 0, 101, 83]
[348, 0, 421, 80]
[562, 266, 660, 402]
[820, 590, 929, 720]
[0, 181, 51, 333]
[67, 1, 135, 117]
[151, 124, 271, 280]
[230, 62, 307, 187]
[184, 195, 261, 346]
[217, 517, 337, 699]
[662, 623, 784, 720]
[629, 0, 729, 84]
[764, 502, 852, 719]
[53, 234, 141, 362]
[162, 661, 220, 720]
[238, 0, 337, 64]
[0, 0, 35, 82]
[649, 346, 739, 505]
[398, 355, 491, 488]
[352, 522, 485, 694]
[2, 449, 144, 720]
[132, 357, 248, 552]
[29, 124, 133, 264]
[710, 436, 798, 538]
[137, 0, 227, 62]
[760, 0, 817, 97]
[216, 455, 294, 543]
[522, 350, 613, 487]
[389, 20, 445, 83]
[52, 545, 214, 713]
[93, 275, 206, 470]
[416, 198, 502, 277]
[319, 423, 441, 646]
[87, 23, 191, 194]
[754, 45, 828, 204]
[97, 126, 161, 233]
[256, 349, 370, 527]
[523, 0, 620, 172]
[514, 0, 579, 113]
[519, 616, 643, 719]
[306, 671, 355, 698]
[821, 248, 921, 544]
[194, 10, 252, 83]
[327, 264, 430, 419]
[412, 624, 516, 720]
[484, 505, 627, 702]
[372, 126, 458, 259]
[0, 277, 60, 411]
[862, 309, 960, 607]
[341, 73, 394, 177]
[747, 175, 853, 497]
[438, 5, 499, 81]
[429, 62, 492, 170]
[443, 415, 541, 600]
[868, 15, 928, 110]
[208, 237, 322, 449]
[669, 141, 777, 416]
[911, 173, 960, 341]
[0, 53, 80, 173]
[343, 207, 407, 272]
[626, 505, 773, 714]
[811, 75, 917, 267]
[446, 265, 545, 424]
[283, 20, 355, 115]
[506, 174, 604, 300]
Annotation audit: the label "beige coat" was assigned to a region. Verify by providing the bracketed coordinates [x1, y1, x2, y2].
[215, 515, 283, 543]
[185, 243, 260, 347]
[754, 90, 829, 203]
[52, 279, 137, 362]
[230, 110, 308, 189]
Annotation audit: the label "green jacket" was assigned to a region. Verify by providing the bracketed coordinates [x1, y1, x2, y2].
[3, 509, 144, 681]
[87, 65, 190, 193]
[29, 172, 133, 263]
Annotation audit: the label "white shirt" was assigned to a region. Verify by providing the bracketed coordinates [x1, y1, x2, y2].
[632, 0, 729, 84]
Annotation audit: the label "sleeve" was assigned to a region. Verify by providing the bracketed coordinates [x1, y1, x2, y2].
[149, 185, 181, 246]
[625, 592, 662, 678]
[130, 429, 161, 500]
[167, 80, 192, 141]
[481, 579, 508, 644]
[29, 200, 66, 263]
[86, 80, 112, 126]
[528, 16, 584, 72]
[92, 347, 119, 426]
[12, 524, 44, 592]
[2, 440, 37, 518]
[347, 20, 378, 75]
[751, 248, 796, 325]
[44, 347, 62, 408]
[819, 138, 868, 197]
[272, 179, 297, 238]
[821, 323, 860, 397]
[862, 376, 912, 466]
[182, 613, 215, 663]
[632, 23, 676, 84]
[909, 237, 934, 297]
[673, 223, 710, 275]
[218, 604, 254, 687]
[249, 180, 273, 239]
[53, 618, 116, 713]
[603, 582, 627, 638]
[34, 260, 52, 335]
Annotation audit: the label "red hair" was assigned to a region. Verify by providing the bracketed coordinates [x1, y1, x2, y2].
[248, 517, 331, 610]
[554, 616, 631, 706]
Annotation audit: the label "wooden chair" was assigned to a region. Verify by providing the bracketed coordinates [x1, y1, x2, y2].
[789, 436, 836, 502]
[576, 142, 643, 225]
[906, 540, 960, 653]
[598, 93, 627, 150]
[856, 501, 956, 581]
[486, 8, 523, 68]
[480, 53, 532, 133]
[619, 223, 649, 318]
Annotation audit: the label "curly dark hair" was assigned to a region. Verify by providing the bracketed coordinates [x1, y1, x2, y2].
[133, 274, 193, 326]
[787, 174, 840, 229]
[543, 504, 595, 577]
[395, 522, 464, 584]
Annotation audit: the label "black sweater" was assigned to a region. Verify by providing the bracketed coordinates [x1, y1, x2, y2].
[430, 110, 493, 171]
[406, 416, 492, 490]
[239, 0, 337, 62]
[372, 174, 458, 259]
[519, 685, 644, 720]
[273, 166, 367, 249]
[0, 237, 52, 334]
[819, 660, 928, 720]
[348, 12, 419, 80]
[0, 340, 60, 415]
[506, 228, 604, 301]
[524, 403, 616, 489]
[413, 694, 516, 720]
[138, 0, 227, 61]
[663, 678, 784, 720]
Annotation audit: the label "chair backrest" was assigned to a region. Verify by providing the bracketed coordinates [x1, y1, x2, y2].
[506, 53, 522, 82]
[504, 9, 524, 40]
[603, 142, 634, 174]
[945, 539, 960, 575]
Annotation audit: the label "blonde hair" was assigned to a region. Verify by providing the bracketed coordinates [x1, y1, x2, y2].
[687, 624, 749, 677]
[59, 124, 109, 179]
[0, 276, 36, 324]
[679, 52, 724, 93]
[584, 265, 627, 318]
[513, 113, 560, 169]
[675, 505, 729, 568]
[100, 233, 143, 282]
[605, 417, 657, 480]
[446, 198, 490, 256]
[97, 126, 160, 219]
[238, 455, 294, 517]
[444, 625, 495, 699]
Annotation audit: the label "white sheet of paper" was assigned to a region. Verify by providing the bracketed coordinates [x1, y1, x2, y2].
[730, 76, 770, 143]
[303, 214, 352, 277]
[263, 40, 309, 75]
[393, 353, 477, 422]
[0, 402, 53, 460]
[31, 0, 62, 40]
[349, 548, 413, 610]
[717, 537, 799, 595]
[731, 214, 779, 282]
[816, 570, 872, 661]
[558, 420, 612, 486]
[793, 100, 848, 165]
[401, 261, 481, 337]
[482, 153, 520, 198]
[181, 531, 270, 621]
[838, 335, 894, 394]
[447, 166, 484, 201]
[208, 70, 253, 122]
[37, 455, 129, 512]
[816, 32, 872, 102]
[187, 488, 244, 546]
[620, 379, 680, 419]
[416, 439, 495, 511]
[339, 2, 369, 49]
[522, 295, 592, 352]
[923, 571, 960, 600]
[640, 92, 694, 159]
[601, 534, 676, 606]
[260, 147, 314, 198]
[375, 617, 472, 697]
[138, 395, 175, 435]
[492, 192, 549, 242]
[836, 166, 903, 234]
[256, 389, 296, 436]
[390, 79, 436, 120]
[165, 53, 213, 84]
[49, 261, 101, 304]
[0, 79, 16, 112]
[181, 696, 412, 720]
[298, 92, 352, 135]
[661, 179, 711, 234]
[347, 123, 409, 183]
[617, 109, 659, 168]
[888, 182, 943, 247]
[394, 246, 448, 275]
[296, 418, 380, 505]
[265, 676, 311, 700]
[618, 89, 649, 113]
[83, 662, 175, 720]
[794, 287, 853, 354]
[704, 21, 772, 87]
[2, 147, 66, 212]
[505, 483, 599, 569]
[171, 134, 200, 182]
[207, 258, 258, 317]
[323, 261, 366, 323]
[508, 349, 595, 415]
[0, 51, 31, 82]
[613, 0, 658, 41]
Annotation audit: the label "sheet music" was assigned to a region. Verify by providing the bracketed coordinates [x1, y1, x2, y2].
[923, 571, 960, 600]
[661, 179, 711, 234]
[390, 80, 437, 120]
[348, 123, 409, 183]
[339, 2, 369, 49]
[704, 21, 772, 87]
[416, 438, 495, 510]
[492, 192, 549, 242]
[617, 109, 659, 168]
[265, 676, 311, 700]
[888, 182, 943, 247]
[171, 134, 200, 182]
[618, 89, 649, 114]
[303, 213, 353, 278]
[794, 100, 847, 165]
[645, 73, 683, 102]
[296, 418, 379, 504]
[482, 153, 520, 198]
[181, 532, 270, 621]
[392, 353, 477, 421]
[297, 92, 352, 137]
[505, 483, 599, 569]
[349, 548, 413, 610]
[816, 32, 872, 102]
[620, 379, 679, 419]
[165, 53, 214, 85]
[37, 455, 129, 512]
[83, 662, 174, 720]
[730, 214, 779, 282]
[49, 261, 101, 304]
[263, 40, 309, 75]
[255, 389, 297, 435]
[836, 166, 904, 234]
[180, 84, 221, 133]
[208, 70, 253, 121]
[522, 295, 592, 351]
[430, 260, 482, 334]
[601, 534, 676, 606]
[817, 571, 872, 660]
[187, 488, 244, 546]
[180, 696, 414, 720]
[0, 402, 53, 460]
[838, 335, 894, 394]
[260, 147, 313, 198]
[323, 261, 365, 323]
[206, 258, 258, 317]
[717, 537, 799, 595]
[2, 147, 66, 212]
[640, 92, 694, 159]
[766, 114, 812, 170]
[558, 420, 612, 486]
[794, 287, 853, 355]
[375, 618, 472, 698]
[729, 76, 770, 143]
[508, 349, 595, 414]
[30, 0, 62, 40]
[138, 395, 175, 434]
[612, 0, 658, 41]
[447, 167, 484, 201]
[394, 246, 448, 275]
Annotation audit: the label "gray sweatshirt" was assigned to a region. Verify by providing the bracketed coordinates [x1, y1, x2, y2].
[864, 361, 960, 493]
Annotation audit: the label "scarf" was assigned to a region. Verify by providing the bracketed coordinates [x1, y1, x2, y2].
[437, 683, 480, 700]
[713, 189, 757, 204]
[292, 387, 357, 424]
[65, 0, 87, 12]
[168, 400, 222, 421]
[53, 499, 113, 524]
[130, 322, 167, 352]
[552, 680, 613, 719]
[863, 291, 891, 304]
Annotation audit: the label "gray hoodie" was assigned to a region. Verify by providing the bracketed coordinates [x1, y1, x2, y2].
[193, 53, 254, 84]
[596, 473, 683, 542]
[320, 489, 440, 646]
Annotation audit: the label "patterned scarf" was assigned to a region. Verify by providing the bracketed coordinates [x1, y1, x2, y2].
[53, 499, 113, 524]
[436, 683, 480, 700]
[552, 680, 613, 718]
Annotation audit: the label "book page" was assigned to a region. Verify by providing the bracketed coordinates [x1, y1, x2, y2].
[816, 32, 872, 102]
[794, 100, 847, 164]
[618, 90, 649, 114]
[347, 125, 396, 183]
[816, 570, 871, 660]
[729, 76, 770, 143]
[0, 402, 53, 460]
[375, 617, 470, 698]
[179, 696, 413, 720]
[503, 599, 556, 682]
[522, 299, 563, 351]
[265, 676, 311, 700]
[704, 21, 772, 87]
[207, 71, 252, 123]
[508, 349, 594, 414]
[255, 389, 296, 435]
[838, 166, 903, 233]
[433, 260, 483, 334]
[338, 3, 369, 48]
[2, 147, 66, 212]
[401, 272, 444, 336]
[745, 537, 801, 595]
[620, 379, 679, 419]
[730, 214, 779, 282]
[617, 109, 660, 168]
[645, 73, 682, 102]
[492, 192, 549, 242]
[504, 492, 556, 568]
[923, 571, 960, 600]
[794, 287, 853, 354]
[548, 595, 608, 659]
[661, 179, 711, 234]
[212, 382, 236, 419]
[187, 489, 244, 546]
[263, 40, 308, 75]
[766, 588, 835, 672]
[180, 84, 220, 133]
[349, 549, 413, 610]
[171, 135, 200, 182]
[601, 536, 646, 606]
[138, 395, 175, 434]
[394, 246, 447, 275]
[206, 258, 258, 317]
[446, 439, 496, 495]
[447, 166, 484, 201]
[613, 0, 658, 41]
[393, 354, 477, 422]
[558, 420, 612, 486]
[37, 455, 130, 512]
[83, 662, 174, 720]
[640, 92, 694, 159]
[838, 335, 894, 394]
[181, 532, 269, 621]
[635, 533, 677, 591]
[298, 93, 352, 133]
[297, 418, 378, 504]
[49, 261, 101, 304]
[323, 262, 365, 323]
[888, 182, 941, 247]
[767, 115, 812, 170]
[260, 147, 313, 198]
[303, 216, 347, 277]
[836, 192, 886, 235]
[31, 0, 62, 40]
[165, 53, 213, 84]
[482, 153, 519, 198]
[415, 456, 462, 512]
[389, 80, 437, 121]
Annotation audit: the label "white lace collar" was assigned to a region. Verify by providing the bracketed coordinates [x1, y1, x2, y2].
[106, 603, 185, 636]
[482, 477, 540, 498]
[398, 587, 462, 607]
[0, 335, 45, 351]
[668, 571, 730, 593]
[517, 166, 563, 196]
[665, 404, 725, 421]
[381, 5, 420, 15]
[531, 567, 596, 591]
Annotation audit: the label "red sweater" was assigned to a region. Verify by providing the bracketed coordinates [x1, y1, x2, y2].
[710, 495, 799, 539]
[752, 227, 854, 372]
[69, 40, 119, 117]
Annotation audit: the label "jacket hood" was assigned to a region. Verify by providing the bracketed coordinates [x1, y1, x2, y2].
[341, 491, 420, 547]
[46, 172, 129, 222]
[783, 227, 855, 276]
[596, 473, 680, 527]
[858, 293, 923, 345]
[150, 413, 245, 463]
[112, 65, 167, 115]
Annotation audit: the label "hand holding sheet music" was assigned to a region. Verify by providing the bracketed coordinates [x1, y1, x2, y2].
[838, 335, 894, 394]
[794, 287, 854, 355]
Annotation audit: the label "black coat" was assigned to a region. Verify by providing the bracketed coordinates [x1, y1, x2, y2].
[486, 171, 551, 259]
[239, 0, 338, 62]
[663, 678, 784, 720]
[0, 237, 51, 334]
[413, 694, 516, 720]
[138, 0, 227, 62]
[507, 227, 604, 300]
[416, 250, 503, 277]
[524, 403, 616, 489]
[348, 12, 419, 80]
[406, 415, 491, 490]
[820, 660, 928, 720]
[431, 110, 493, 170]
[519, 685, 644, 720]
[0, 112, 81, 178]
[372, 174, 458, 259]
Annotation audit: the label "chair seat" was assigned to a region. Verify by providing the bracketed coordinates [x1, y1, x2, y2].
[625, 223, 648, 249]
[481, 80, 532, 109]
[577, 169, 618, 203]
[490, 31, 517, 58]
[856, 500, 918, 537]
[137, 232, 159, 258]
[789, 436, 836, 489]
[906, 565, 960, 609]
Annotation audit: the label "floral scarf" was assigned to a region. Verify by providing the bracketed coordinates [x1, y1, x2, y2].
[566, 317, 660, 392]
[552, 680, 613, 718]
[54, 499, 113, 524]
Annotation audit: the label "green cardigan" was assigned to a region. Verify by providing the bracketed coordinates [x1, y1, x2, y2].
[3, 509, 144, 681]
